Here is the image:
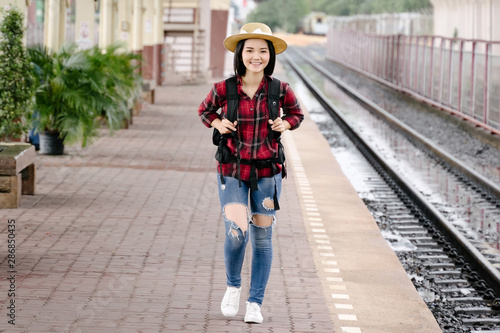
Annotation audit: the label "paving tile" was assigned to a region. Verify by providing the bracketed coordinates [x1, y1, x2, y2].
[0, 83, 334, 332]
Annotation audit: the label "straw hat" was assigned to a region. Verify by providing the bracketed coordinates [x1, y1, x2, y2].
[223, 22, 287, 54]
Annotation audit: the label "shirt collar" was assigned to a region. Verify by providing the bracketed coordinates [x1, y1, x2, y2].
[236, 75, 272, 85]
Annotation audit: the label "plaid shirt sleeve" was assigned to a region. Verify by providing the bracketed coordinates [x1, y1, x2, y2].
[198, 81, 226, 128]
[280, 81, 304, 130]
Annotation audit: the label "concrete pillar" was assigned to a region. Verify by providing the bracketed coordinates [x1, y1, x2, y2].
[57, 0, 65, 47]
[43, 0, 67, 52]
[153, 0, 162, 45]
[75, 0, 95, 50]
[131, 0, 142, 53]
[118, 0, 132, 50]
[44, 0, 58, 51]
[153, 0, 163, 86]
[142, 0, 154, 80]
[99, 0, 113, 49]
[141, 0, 161, 100]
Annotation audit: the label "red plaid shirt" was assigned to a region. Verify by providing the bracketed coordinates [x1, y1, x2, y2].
[198, 75, 303, 181]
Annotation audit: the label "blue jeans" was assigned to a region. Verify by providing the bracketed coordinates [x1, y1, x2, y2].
[217, 174, 282, 306]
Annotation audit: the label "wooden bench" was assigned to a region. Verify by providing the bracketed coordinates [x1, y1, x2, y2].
[0, 143, 36, 209]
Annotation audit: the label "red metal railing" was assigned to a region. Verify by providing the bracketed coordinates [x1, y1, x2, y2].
[326, 29, 500, 136]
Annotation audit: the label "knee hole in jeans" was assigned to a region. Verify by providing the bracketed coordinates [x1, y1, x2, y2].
[262, 197, 274, 211]
[251, 213, 274, 228]
[224, 203, 248, 234]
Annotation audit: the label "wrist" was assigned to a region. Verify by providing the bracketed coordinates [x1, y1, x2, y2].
[211, 119, 221, 131]
[283, 120, 291, 131]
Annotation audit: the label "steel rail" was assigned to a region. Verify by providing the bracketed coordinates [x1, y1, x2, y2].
[281, 50, 500, 296]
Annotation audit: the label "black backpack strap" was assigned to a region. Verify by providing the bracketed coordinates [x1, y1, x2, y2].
[212, 77, 238, 147]
[225, 76, 243, 187]
[225, 76, 238, 123]
[213, 77, 239, 186]
[267, 78, 280, 121]
[268, 78, 281, 140]
[267, 78, 283, 211]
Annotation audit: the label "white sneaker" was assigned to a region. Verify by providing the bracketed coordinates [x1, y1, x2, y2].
[221, 286, 241, 317]
[244, 301, 263, 324]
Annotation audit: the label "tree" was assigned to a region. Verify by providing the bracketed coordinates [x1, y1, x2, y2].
[246, 0, 308, 33]
[0, 5, 35, 141]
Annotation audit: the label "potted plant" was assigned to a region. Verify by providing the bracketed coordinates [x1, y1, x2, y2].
[28, 43, 102, 154]
[85, 44, 142, 131]
[0, 5, 35, 142]
[28, 43, 144, 154]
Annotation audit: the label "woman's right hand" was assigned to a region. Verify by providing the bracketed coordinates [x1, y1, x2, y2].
[213, 119, 237, 135]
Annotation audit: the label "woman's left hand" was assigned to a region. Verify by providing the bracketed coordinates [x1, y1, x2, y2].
[269, 117, 291, 133]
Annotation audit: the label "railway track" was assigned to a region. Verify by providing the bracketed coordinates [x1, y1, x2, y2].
[281, 47, 500, 333]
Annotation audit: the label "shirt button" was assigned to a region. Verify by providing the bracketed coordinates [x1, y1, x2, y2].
[250, 108, 253, 111]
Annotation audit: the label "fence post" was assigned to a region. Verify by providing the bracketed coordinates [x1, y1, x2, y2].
[346, 31, 350, 65]
[448, 40, 454, 107]
[390, 35, 399, 83]
[407, 35, 412, 88]
[470, 41, 476, 119]
[429, 36, 435, 99]
[484, 43, 490, 126]
[422, 36, 428, 97]
[364, 32, 369, 72]
[384, 36, 389, 80]
[357, 32, 361, 69]
[413, 36, 419, 92]
[396, 34, 402, 86]
[458, 40, 465, 114]
[370, 35, 377, 74]
[378, 36, 382, 77]
[438, 38, 445, 104]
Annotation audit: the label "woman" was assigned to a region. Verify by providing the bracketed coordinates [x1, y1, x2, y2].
[198, 22, 303, 324]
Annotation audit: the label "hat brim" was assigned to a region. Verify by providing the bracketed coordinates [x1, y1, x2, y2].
[224, 33, 288, 54]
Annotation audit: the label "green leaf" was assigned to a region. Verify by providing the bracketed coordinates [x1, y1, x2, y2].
[0, 5, 34, 140]
[27, 41, 143, 147]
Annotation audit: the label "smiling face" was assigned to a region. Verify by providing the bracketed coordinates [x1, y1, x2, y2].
[241, 39, 270, 75]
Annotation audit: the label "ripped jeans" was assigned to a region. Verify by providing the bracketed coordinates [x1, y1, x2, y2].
[217, 173, 282, 306]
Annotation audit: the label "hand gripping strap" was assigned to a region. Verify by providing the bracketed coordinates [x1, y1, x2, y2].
[268, 78, 281, 121]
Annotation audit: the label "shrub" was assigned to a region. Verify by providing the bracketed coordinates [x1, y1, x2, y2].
[0, 5, 35, 141]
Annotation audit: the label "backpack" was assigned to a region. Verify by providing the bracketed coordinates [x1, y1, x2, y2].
[212, 76, 285, 209]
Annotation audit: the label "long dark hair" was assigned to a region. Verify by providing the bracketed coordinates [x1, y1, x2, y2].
[233, 39, 276, 77]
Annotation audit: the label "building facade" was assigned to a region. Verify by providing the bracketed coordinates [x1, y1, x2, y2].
[0, 0, 231, 87]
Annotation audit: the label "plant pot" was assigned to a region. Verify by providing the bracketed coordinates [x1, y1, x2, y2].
[39, 131, 64, 155]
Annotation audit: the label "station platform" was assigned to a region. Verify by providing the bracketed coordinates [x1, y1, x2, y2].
[0, 65, 441, 332]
